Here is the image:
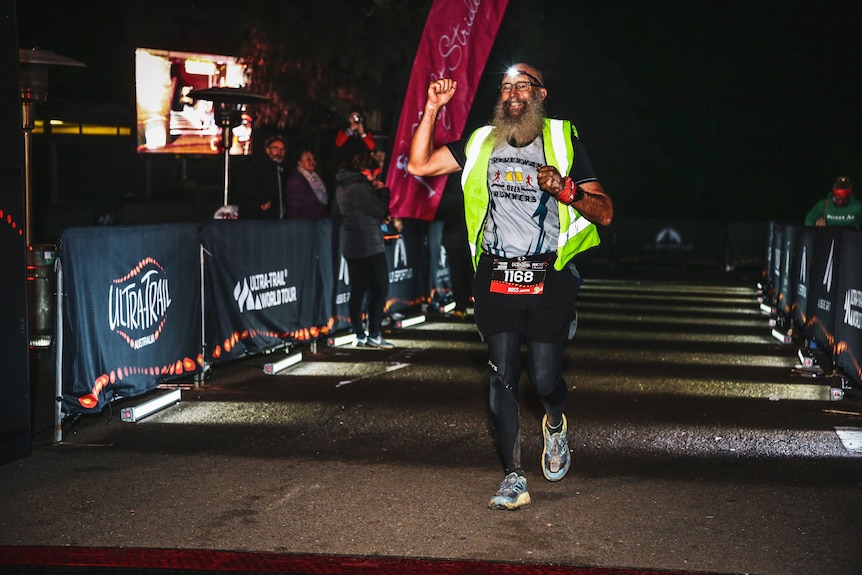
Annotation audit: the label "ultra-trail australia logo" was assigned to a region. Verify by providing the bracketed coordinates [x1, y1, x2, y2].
[234, 268, 297, 312]
[109, 257, 172, 350]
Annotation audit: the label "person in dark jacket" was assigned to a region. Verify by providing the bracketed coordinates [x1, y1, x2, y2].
[335, 152, 394, 349]
[236, 135, 287, 219]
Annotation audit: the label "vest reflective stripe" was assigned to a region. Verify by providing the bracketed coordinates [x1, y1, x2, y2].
[462, 125, 494, 192]
[462, 127, 495, 262]
[462, 119, 600, 270]
[546, 119, 572, 177]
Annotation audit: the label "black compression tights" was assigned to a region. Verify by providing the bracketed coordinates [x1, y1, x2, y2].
[486, 332, 567, 474]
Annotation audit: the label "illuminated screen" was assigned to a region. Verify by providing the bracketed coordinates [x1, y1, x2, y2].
[135, 47, 252, 155]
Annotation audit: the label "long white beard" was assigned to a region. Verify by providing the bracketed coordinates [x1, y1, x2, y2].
[490, 97, 546, 147]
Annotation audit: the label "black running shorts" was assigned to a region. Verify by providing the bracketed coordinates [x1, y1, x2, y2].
[472, 252, 580, 343]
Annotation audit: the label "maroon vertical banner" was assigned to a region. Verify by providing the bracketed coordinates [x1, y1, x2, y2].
[386, 0, 509, 220]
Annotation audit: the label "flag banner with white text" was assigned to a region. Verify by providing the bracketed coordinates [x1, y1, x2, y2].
[834, 230, 862, 385]
[58, 224, 202, 414]
[201, 219, 320, 364]
[386, 0, 509, 220]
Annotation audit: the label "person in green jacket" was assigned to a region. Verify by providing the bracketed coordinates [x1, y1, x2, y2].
[804, 175, 862, 229]
[408, 63, 613, 510]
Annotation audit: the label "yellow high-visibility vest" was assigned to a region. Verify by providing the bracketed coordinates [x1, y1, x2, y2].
[460, 118, 600, 271]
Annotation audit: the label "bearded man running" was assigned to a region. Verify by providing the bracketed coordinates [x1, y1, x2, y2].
[408, 63, 614, 510]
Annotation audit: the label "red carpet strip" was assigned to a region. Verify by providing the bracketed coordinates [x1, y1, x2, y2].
[0, 546, 732, 575]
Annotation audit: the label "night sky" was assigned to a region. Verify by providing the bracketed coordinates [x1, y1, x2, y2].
[15, 0, 862, 223]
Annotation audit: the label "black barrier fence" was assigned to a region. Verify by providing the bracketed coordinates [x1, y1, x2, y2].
[55, 217, 771, 415]
[56, 219, 447, 414]
[760, 221, 862, 392]
[580, 217, 768, 271]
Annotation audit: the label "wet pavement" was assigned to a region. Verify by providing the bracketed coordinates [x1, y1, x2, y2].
[4, 267, 862, 575]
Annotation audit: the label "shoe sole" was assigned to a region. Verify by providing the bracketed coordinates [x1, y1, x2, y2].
[365, 342, 394, 349]
[541, 450, 570, 481]
[542, 414, 570, 482]
[488, 491, 531, 510]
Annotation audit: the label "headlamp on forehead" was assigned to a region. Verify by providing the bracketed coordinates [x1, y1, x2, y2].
[505, 66, 544, 88]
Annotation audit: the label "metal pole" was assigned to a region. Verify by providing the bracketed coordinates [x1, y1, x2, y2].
[53, 258, 64, 444]
[21, 101, 35, 246]
[197, 243, 207, 389]
[223, 137, 230, 206]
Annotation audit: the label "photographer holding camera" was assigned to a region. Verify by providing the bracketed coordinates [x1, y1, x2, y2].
[335, 108, 377, 167]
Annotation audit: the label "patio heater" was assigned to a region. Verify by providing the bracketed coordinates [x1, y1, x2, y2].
[19, 49, 85, 348]
[188, 87, 269, 207]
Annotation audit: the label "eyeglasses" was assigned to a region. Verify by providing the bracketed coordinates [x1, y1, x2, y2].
[499, 81, 541, 94]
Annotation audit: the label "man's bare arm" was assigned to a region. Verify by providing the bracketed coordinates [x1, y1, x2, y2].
[571, 181, 614, 226]
[537, 166, 614, 226]
[407, 79, 462, 177]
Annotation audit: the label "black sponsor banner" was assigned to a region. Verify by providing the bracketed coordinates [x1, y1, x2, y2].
[59, 225, 202, 414]
[312, 218, 339, 333]
[613, 217, 726, 267]
[202, 219, 320, 363]
[726, 221, 768, 270]
[385, 218, 428, 316]
[427, 221, 453, 311]
[331, 222, 352, 334]
[777, 224, 799, 319]
[835, 230, 862, 385]
[804, 227, 843, 351]
[769, 224, 784, 306]
[792, 228, 815, 329]
[762, 221, 776, 284]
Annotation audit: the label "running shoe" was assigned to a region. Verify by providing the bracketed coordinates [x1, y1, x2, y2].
[354, 335, 367, 347]
[541, 413, 570, 481]
[488, 472, 530, 510]
[366, 335, 394, 349]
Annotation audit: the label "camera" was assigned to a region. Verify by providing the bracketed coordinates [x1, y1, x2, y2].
[352, 114, 361, 123]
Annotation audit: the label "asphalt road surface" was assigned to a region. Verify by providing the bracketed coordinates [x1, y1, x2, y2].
[5, 268, 862, 575]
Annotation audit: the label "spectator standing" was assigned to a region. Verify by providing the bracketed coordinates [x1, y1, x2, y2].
[284, 150, 329, 219]
[804, 175, 862, 229]
[407, 63, 613, 510]
[335, 109, 376, 167]
[335, 153, 394, 349]
[236, 135, 287, 219]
